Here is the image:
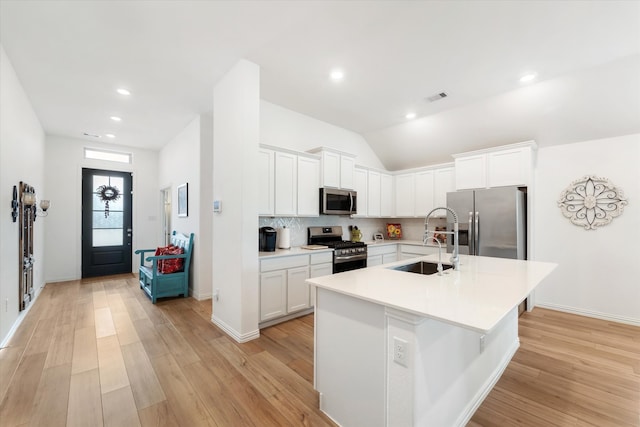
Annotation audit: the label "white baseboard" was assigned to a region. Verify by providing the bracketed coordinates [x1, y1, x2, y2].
[454, 338, 520, 427]
[211, 315, 260, 343]
[0, 283, 44, 349]
[535, 302, 640, 327]
[188, 287, 212, 301]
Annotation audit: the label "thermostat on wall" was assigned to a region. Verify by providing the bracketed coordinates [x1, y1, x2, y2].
[213, 200, 221, 213]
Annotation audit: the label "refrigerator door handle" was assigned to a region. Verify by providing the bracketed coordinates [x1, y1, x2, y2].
[468, 212, 474, 255]
[475, 211, 480, 256]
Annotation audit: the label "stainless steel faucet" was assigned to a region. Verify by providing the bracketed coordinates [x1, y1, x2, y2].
[423, 235, 444, 275]
[424, 207, 460, 270]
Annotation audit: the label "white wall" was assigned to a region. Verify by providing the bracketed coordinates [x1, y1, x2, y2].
[211, 60, 261, 342]
[158, 114, 213, 299]
[44, 135, 158, 282]
[0, 45, 46, 344]
[260, 100, 385, 170]
[533, 133, 640, 324]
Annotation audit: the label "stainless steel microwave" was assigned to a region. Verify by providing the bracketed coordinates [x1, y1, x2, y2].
[320, 188, 357, 215]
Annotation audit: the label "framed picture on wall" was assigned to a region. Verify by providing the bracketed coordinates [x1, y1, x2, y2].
[177, 183, 188, 217]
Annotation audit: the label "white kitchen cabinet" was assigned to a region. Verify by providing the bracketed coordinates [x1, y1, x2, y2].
[287, 266, 310, 313]
[399, 244, 441, 260]
[274, 151, 298, 215]
[454, 141, 536, 190]
[258, 148, 275, 216]
[310, 148, 356, 190]
[487, 146, 532, 187]
[309, 254, 332, 308]
[353, 167, 368, 217]
[380, 173, 394, 217]
[395, 173, 415, 217]
[321, 150, 340, 188]
[259, 270, 287, 321]
[367, 170, 381, 217]
[434, 167, 455, 208]
[414, 170, 434, 217]
[297, 155, 320, 216]
[260, 254, 314, 323]
[454, 154, 486, 190]
[368, 244, 398, 266]
[340, 155, 356, 190]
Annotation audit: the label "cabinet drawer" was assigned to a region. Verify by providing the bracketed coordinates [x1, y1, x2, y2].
[399, 245, 439, 256]
[367, 244, 397, 257]
[310, 252, 333, 265]
[260, 255, 308, 272]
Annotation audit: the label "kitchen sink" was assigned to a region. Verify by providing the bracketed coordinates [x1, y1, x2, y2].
[390, 261, 453, 275]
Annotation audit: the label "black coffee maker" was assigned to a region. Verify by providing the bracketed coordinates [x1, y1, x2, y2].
[259, 227, 277, 252]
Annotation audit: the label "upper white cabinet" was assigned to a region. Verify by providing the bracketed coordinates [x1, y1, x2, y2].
[414, 170, 434, 217]
[309, 148, 356, 190]
[394, 173, 415, 217]
[340, 155, 356, 190]
[380, 173, 394, 217]
[258, 148, 275, 216]
[393, 164, 453, 217]
[367, 170, 381, 217]
[353, 167, 368, 217]
[453, 141, 536, 190]
[259, 145, 320, 217]
[274, 151, 298, 216]
[433, 167, 455, 208]
[297, 155, 320, 216]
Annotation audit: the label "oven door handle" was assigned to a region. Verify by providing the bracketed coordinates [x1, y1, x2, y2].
[335, 254, 367, 261]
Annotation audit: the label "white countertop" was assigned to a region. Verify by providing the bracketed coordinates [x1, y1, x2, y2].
[259, 246, 334, 259]
[307, 254, 557, 333]
[259, 240, 436, 259]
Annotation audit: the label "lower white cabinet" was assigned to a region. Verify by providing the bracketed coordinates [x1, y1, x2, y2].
[260, 251, 332, 324]
[287, 266, 310, 313]
[399, 244, 440, 260]
[259, 270, 287, 321]
[367, 244, 399, 266]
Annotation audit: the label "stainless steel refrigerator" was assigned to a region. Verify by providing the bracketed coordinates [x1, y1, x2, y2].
[446, 186, 527, 260]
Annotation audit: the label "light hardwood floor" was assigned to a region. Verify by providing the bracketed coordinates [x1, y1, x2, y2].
[0, 275, 638, 426]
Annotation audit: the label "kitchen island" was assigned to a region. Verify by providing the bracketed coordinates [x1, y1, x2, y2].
[306, 254, 557, 427]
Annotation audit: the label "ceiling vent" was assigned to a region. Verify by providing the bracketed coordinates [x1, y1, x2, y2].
[83, 132, 101, 138]
[425, 92, 448, 103]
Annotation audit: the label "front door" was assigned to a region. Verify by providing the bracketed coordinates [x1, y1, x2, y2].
[82, 168, 133, 278]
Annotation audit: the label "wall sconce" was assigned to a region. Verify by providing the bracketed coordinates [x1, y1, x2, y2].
[34, 199, 50, 221]
[37, 199, 50, 217]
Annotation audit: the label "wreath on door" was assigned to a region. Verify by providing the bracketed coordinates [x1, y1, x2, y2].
[96, 185, 121, 218]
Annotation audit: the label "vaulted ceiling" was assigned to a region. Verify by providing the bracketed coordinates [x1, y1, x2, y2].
[1, 0, 639, 170]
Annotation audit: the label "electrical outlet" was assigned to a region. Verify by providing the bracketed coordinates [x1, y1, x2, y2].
[393, 337, 408, 367]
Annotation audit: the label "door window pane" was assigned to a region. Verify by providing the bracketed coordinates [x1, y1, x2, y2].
[92, 175, 126, 248]
[93, 229, 123, 247]
[92, 212, 123, 229]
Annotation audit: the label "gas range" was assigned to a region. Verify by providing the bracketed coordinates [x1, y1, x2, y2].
[308, 226, 367, 273]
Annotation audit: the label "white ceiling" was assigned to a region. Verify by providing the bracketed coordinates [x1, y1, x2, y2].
[1, 0, 639, 170]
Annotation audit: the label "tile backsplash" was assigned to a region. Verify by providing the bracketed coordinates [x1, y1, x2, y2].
[258, 216, 447, 247]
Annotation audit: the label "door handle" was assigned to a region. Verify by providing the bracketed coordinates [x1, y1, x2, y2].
[475, 211, 479, 256]
[468, 212, 474, 255]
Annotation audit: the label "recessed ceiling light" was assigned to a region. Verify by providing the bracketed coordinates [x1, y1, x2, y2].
[105, 134, 116, 138]
[520, 73, 537, 83]
[330, 69, 344, 81]
[110, 116, 122, 122]
[116, 88, 131, 96]
[405, 112, 417, 120]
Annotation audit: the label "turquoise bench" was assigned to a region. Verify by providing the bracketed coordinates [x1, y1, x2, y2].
[135, 231, 194, 303]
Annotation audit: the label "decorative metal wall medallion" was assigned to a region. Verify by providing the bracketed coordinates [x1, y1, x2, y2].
[558, 175, 627, 230]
